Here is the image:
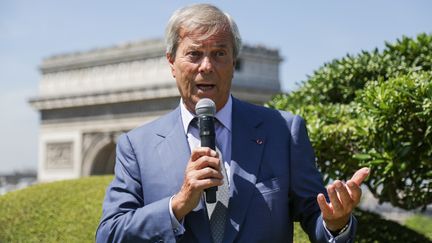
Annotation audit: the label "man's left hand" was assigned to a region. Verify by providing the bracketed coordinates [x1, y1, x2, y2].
[316, 167, 370, 232]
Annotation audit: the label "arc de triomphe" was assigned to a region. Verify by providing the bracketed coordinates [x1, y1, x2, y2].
[29, 39, 282, 182]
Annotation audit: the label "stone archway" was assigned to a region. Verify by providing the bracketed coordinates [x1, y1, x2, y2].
[82, 132, 120, 176]
[90, 142, 116, 175]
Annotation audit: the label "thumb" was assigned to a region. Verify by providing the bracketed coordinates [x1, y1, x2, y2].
[350, 167, 370, 186]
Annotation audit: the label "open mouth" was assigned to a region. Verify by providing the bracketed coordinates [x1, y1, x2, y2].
[196, 84, 215, 91]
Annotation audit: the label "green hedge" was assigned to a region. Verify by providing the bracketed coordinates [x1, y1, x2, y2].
[0, 176, 112, 243]
[0, 177, 430, 242]
[268, 33, 432, 210]
[294, 210, 432, 243]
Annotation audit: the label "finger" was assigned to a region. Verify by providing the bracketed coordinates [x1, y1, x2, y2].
[317, 193, 333, 218]
[186, 177, 223, 191]
[190, 147, 217, 161]
[327, 185, 343, 212]
[347, 180, 362, 204]
[195, 166, 223, 180]
[197, 178, 224, 189]
[194, 156, 221, 170]
[350, 167, 370, 186]
[334, 180, 353, 209]
[185, 168, 223, 191]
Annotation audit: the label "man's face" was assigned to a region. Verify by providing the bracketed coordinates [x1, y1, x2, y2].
[167, 28, 235, 113]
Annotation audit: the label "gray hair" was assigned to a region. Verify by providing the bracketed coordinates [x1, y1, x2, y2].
[165, 4, 242, 59]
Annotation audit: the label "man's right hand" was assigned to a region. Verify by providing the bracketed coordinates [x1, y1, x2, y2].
[171, 147, 223, 220]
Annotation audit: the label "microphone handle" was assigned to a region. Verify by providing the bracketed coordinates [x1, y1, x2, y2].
[199, 116, 217, 203]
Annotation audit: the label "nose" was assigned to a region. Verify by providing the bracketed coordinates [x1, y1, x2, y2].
[198, 56, 213, 74]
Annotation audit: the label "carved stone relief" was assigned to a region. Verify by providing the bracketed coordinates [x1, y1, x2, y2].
[45, 142, 74, 169]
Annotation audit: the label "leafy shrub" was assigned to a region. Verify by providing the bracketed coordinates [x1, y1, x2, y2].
[1, 177, 430, 242]
[281, 33, 432, 106]
[354, 209, 432, 242]
[355, 72, 432, 209]
[0, 176, 112, 243]
[268, 33, 432, 210]
[293, 210, 432, 242]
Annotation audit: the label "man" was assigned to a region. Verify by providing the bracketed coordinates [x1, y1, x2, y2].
[96, 4, 369, 243]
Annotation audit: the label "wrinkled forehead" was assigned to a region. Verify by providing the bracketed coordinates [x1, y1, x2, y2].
[178, 26, 234, 48]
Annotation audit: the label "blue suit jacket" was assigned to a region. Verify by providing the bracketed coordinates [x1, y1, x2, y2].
[96, 97, 356, 242]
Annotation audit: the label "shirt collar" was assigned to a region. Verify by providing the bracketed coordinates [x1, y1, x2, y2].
[180, 95, 233, 134]
[215, 96, 232, 132]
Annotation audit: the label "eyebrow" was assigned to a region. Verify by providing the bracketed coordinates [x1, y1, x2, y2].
[188, 43, 229, 49]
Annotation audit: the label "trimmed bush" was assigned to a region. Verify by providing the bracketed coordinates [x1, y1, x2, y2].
[355, 72, 432, 209]
[280, 33, 432, 106]
[0, 176, 112, 243]
[268, 33, 432, 210]
[294, 210, 432, 242]
[0, 177, 430, 242]
[354, 210, 431, 242]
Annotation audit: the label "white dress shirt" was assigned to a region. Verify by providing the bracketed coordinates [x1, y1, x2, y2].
[180, 96, 232, 181]
[169, 96, 233, 236]
[169, 95, 352, 241]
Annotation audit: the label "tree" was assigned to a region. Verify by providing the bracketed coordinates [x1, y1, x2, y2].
[267, 33, 432, 210]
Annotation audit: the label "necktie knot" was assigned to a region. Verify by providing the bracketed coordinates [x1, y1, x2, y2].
[191, 116, 223, 130]
[190, 117, 199, 129]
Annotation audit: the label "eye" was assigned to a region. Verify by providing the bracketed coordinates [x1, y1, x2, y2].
[215, 50, 226, 57]
[187, 51, 201, 57]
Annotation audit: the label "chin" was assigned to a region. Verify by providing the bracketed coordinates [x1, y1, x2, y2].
[195, 94, 214, 101]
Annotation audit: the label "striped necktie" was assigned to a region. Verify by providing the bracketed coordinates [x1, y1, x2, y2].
[191, 117, 230, 243]
[206, 120, 229, 243]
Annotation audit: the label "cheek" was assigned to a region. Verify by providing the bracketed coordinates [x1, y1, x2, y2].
[222, 80, 232, 92]
[179, 64, 198, 79]
[176, 75, 195, 95]
[220, 67, 234, 86]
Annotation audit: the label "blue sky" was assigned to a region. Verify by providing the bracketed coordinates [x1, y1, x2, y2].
[0, 0, 431, 173]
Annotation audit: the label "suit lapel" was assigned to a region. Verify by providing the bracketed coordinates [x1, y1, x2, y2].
[155, 107, 191, 194]
[155, 107, 212, 242]
[223, 98, 266, 243]
[154, 100, 266, 242]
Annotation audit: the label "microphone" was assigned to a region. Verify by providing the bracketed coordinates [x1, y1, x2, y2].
[195, 98, 217, 203]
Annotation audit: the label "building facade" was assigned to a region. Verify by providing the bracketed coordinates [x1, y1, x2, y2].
[29, 39, 282, 181]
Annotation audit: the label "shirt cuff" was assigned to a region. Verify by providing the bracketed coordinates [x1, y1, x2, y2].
[169, 195, 186, 236]
[323, 215, 353, 241]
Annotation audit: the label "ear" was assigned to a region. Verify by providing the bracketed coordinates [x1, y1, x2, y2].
[166, 53, 176, 78]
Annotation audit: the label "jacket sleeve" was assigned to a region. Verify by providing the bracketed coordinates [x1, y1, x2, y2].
[96, 133, 176, 243]
[288, 115, 357, 243]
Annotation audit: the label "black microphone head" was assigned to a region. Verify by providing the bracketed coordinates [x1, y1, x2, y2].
[195, 98, 216, 117]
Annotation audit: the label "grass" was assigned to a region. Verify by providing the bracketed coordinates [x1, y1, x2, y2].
[293, 210, 432, 243]
[0, 176, 430, 242]
[0, 176, 112, 243]
[354, 209, 431, 243]
[405, 214, 432, 240]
